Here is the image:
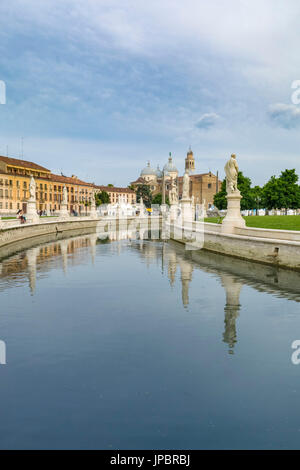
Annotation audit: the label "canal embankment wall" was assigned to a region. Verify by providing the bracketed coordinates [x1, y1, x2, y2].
[170, 221, 300, 271]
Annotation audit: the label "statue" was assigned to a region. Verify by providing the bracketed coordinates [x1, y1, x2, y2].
[29, 176, 36, 200]
[182, 170, 190, 200]
[169, 178, 178, 205]
[224, 154, 239, 194]
[62, 185, 68, 205]
[91, 191, 96, 208]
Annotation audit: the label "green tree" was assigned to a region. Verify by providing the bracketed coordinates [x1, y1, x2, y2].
[214, 172, 256, 210]
[136, 184, 152, 208]
[95, 191, 110, 206]
[262, 170, 300, 212]
[152, 193, 170, 206]
[251, 185, 263, 215]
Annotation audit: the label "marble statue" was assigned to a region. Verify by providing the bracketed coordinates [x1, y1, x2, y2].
[62, 185, 68, 205]
[29, 176, 36, 200]
[224, 154, 239, 193]
[182, 170, 190, 200]
[169, 178, 178, 205]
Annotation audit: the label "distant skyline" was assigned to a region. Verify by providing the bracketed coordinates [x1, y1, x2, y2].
[1, 0, 300, 186]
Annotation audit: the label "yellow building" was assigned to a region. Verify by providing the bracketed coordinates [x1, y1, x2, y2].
[94, 185, 136, 205]
[0, 155, 134, 216]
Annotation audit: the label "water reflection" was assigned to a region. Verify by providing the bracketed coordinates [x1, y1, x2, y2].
[0, 228, 300, 357]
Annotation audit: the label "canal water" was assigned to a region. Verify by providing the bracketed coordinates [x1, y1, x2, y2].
[0, 228, 300, 449]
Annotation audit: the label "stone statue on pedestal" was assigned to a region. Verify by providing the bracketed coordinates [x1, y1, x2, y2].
[182, 170, 190, 200]
[222, 153, 245, 233]
[26, 176, 39, 223]
[169, 178, 178, 205]
[224, 154, 239, 194]
[62, 185, 68, 205]
[29, 176, 36, 200]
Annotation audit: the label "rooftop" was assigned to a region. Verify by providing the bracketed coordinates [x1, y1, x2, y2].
[0, 155, 50, 172]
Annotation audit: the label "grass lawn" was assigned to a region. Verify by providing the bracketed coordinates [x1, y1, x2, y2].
[204, 215, 300, 231]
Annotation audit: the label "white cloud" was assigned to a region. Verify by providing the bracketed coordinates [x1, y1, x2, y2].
[268, 103, 300, 128]
[195, 113, 220, 130]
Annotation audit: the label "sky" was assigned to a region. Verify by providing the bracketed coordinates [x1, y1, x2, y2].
[0, 0, 300, 186]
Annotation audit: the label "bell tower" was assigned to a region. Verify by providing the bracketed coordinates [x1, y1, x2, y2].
[185, 147, 195, 173]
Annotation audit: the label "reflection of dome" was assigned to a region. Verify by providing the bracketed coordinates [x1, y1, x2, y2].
[163, 156, 178, 174]
[141, 161, 156, 177]
[156, 165, 163, 178]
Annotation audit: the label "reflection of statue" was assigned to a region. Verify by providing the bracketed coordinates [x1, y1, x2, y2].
[29, 177, 36, 200]
[224, 154, 239, 193]
[62, 185, 68, 205]
[169, 179, 178, 205]
[221, 274, 242, 354]
[182, 170, 190, 200]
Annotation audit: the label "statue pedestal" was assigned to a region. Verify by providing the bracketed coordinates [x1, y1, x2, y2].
[89, 205, 98, 219]
[59, 203, 70, 220]
[222, 192, 245, 234]
[180, 199, 194, 223]
[26, 199, 39, 223]
[170, 204, 178, 222]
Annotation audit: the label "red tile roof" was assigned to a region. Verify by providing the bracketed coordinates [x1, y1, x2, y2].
[94, 185, 135, 194]
[50, 173, 93, 186]
[0, 155, 50, 172]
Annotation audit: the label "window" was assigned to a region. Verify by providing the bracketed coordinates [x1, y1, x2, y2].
[23, 181, 27, 189]
[208, 183, 212, 188]
[16, 180, 20, 188]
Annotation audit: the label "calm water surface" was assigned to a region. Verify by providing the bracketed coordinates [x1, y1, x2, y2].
[0, 230, 300, 449]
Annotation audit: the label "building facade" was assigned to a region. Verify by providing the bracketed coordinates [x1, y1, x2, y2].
[131, 149, 222, 209]
[0, 155, 135, 215]
[94, 185, 136, 205]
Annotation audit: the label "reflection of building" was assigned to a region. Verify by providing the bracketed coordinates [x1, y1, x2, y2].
[130, 149, 222, 210]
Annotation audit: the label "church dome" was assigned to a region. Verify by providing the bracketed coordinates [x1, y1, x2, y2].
[163, 155, 178, 174]
[141, 161, 156, 177]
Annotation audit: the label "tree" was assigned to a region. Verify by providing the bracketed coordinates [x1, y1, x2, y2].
[214, 171, 256, 210]
[251, 185, 263, 215]
[262, 169, 300, 211]
[107, 184, 114, 187]
[152, 193, 170, 206]
[95, 191, 110, 206]
[136, 184, 152, 208]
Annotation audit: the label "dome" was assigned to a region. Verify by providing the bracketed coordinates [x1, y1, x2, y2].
[140, 161, 156, 177]
[163, 156, 178, 174]
[155, 165, 163, 178]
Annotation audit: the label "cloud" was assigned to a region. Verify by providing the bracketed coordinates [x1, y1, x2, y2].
[268, 103, 300, 128]
[195, 113, 220, 130]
